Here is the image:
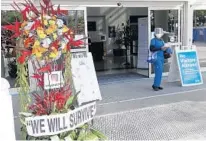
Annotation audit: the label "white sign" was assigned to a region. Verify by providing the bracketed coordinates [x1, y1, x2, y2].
[71, 52, 102, 105]
[25, 102, 96, 137]
[168, 48, 180, 82]
[44, 71, 64, 90]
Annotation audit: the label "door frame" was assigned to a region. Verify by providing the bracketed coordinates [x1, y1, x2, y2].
[192, 4, 206, 72]
[148, 6, 183, 78]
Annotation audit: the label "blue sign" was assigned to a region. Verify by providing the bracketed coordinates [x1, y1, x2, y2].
[176, 50, 203, 86]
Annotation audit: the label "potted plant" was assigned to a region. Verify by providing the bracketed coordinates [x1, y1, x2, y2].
[113, 27, 126, 56]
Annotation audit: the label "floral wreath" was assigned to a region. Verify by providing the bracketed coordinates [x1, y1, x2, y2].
[2, 0, 106, 140]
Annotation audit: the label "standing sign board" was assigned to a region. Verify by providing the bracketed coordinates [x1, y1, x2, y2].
[176, 49, 203, 86]
[168, 47, 180, 82]
[71, 52, 102, 105]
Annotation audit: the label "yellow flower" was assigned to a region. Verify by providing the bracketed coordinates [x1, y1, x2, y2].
[23, 30, 29, 36]
[46, 28, 53, 35]
[32, 47, 47, 58]
[39, 47, 47, 52]
[51, 24, 57, 31]
[21, 21, 27, 28]
[62, 25, 69, 33]
[44, 20, 48, 26]
[53, 33, 57, 40]
[33, 40, 40, 48]
[37, 28, 47, 39]
[32, 48, 41, 58]
[36, 52, 42, 58]
[49, 19, 56, 25]
[46, 24, 57, 35]
[51, 16, 56, 20]
[49, 52, 58, 58]
[32, 41, 48, 58]
[62, 45, 67, 53]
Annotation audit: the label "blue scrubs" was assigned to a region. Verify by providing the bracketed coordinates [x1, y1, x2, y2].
[150, 38, 164, 87]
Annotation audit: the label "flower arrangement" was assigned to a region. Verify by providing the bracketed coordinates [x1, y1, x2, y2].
[3, 0, 106, 140]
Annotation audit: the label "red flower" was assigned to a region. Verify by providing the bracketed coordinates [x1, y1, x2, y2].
[2, 20, 22, 39]
[17, 55, 26, 64]
[31, 20, 42, 30]
[28, 88, 72, 116]
[31, 74, 42, 79]
[17, 50, 32, 64]
[22, 50, 32, 56]
[37, 65, 52, 73]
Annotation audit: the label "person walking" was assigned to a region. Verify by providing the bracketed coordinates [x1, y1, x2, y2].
[150, 28, 169, 91]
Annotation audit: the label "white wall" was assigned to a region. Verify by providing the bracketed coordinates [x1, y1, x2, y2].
[87, 7, 147, 25]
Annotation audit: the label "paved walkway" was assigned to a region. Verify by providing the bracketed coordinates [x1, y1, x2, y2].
[13, 73, 206, 140]
[92, 73, 206, 140]
[94, 101, 206, 140]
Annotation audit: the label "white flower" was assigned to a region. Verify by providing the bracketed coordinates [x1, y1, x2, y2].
[63, 37, 69, 44]
[26, 11, 36, 20]
[56, 19, 64, 28]
[52, 51, 62, 61]
[57, 29, 63, 36]
[24, 21, 34, 30]
[29, 33, 33, 37]
[41, 38, 52, 48]
[60, 42, 66, 50]
[44, 15, 51, 20]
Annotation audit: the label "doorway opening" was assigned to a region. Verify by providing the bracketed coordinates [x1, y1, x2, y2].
[87, 7, 149, 82]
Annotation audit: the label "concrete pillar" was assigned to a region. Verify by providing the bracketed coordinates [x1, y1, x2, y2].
[0, 78, 16, 141]
[182, 2, 193, 48]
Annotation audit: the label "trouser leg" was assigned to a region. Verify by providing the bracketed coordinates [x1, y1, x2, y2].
[153, 59, 163, 87]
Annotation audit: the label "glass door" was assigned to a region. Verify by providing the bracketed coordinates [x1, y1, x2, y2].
[148, 7, 182, 77]
[192, 7, 206, 72]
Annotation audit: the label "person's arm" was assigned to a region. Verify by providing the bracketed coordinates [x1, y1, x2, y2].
[150, 39, 161, 52]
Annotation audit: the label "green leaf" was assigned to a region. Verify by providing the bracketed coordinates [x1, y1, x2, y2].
[20, 118, 26, 126]
[83, 132, 99, 141]
[65, 95, 74, 108]
[64, 135, 73, 141]
[72, 91, 80, 105]
[19, 112, 32, 117]
[53, 102, 57, 113]
[69, 131, 76, 140]
[65, 91, 80, 108]
[90, 128, 107, 140]
[50, 135, 60, 141]
[20, 126, 28, 140]
[77, 129, 87, 141]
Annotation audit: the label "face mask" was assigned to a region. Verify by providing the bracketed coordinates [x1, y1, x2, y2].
[156, 34, 163, 38]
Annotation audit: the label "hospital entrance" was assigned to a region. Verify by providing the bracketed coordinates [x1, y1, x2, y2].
[86, 6, 180, 82]
[1, 6, 181, 87]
